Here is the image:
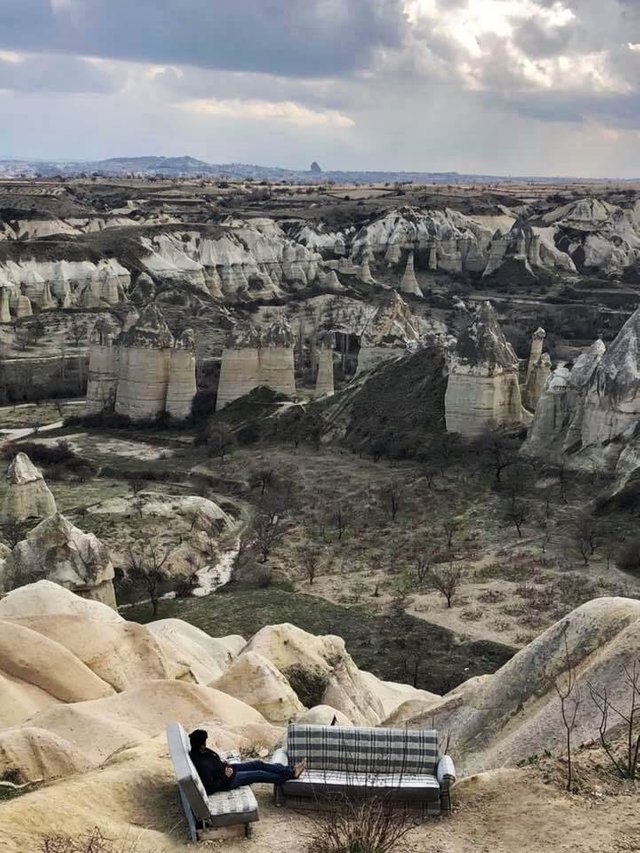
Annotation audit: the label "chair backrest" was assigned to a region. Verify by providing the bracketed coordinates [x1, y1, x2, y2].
[286, 725, 441, 775]
[166, 722, 211, 821]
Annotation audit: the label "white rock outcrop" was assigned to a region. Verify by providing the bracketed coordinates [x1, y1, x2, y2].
[400, 251, 422, 297]
[0, 514, 117, 609]
[212, 650, 304, 724]
[166, 329, 198, 420]
[86, 305, 197, 422]
[445, 302, 523, 437]
[357, 292, 422, 374]
[85, 315, 121, 415]
[2, 453, 57, 523]
[315, 335, 335, 397]
[216, 316, 296, 410]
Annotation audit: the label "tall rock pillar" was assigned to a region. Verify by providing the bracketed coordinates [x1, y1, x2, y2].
[115, 304, 174, 421]
[445, 301, 523, 437]
[315, 334, 335, 397]
[166, 329, 198, 420]
[86, 315, 121, 415]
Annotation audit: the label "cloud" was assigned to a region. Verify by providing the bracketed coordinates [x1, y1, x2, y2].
[178, 98, 355, 128]
[0, 0, 637, 176]
[0, 52, 117, 93]
[0, 0, 408, 78]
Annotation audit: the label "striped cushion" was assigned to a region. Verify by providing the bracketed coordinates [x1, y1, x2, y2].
[207, 787, 258, 818]
[286, 726, 440, 775]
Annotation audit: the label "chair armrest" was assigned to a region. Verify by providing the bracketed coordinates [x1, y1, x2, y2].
[271, 747, 289, 766]
[437, 755, 456, 789]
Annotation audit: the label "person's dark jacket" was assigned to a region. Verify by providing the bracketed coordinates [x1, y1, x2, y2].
[189, 747, 234, 794]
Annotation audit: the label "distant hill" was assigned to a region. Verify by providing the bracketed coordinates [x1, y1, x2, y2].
[0, 155, 635, 184]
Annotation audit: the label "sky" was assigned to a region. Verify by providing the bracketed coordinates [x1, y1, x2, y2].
[0, 0, 638, 177]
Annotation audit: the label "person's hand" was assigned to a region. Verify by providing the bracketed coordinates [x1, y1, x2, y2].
[225, 766, 234, 778]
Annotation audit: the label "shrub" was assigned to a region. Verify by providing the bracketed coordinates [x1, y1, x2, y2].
[308, 794, 416, 853]
[616, 538, 640, 576]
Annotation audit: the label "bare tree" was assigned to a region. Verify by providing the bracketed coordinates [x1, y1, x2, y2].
[571, 511, 599, 566]
[548, 626, 581, 792]
[126, 540, 172, 617]
[414, 553, 432, 585]
[380, 480, 404, 522]
[429, 561, 463, 608]
[588, 660, 640, 780]
[207, 422, 236, 463]
[475, 429, 519, 484]
[250, 466, 275, 496]
[330, 503, 352, 541]
[442, 517, 459, 551]
[505, 499, 528, 537]
[299, 545, 322, 585]
[250, 489, 293, 563]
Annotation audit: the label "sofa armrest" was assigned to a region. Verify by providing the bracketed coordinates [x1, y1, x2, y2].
[271, 747, 289, 767]
[437, 755, 456, 789]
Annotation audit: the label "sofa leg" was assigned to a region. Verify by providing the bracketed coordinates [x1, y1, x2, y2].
[244, 823, 253, 839]
[441, 791, 452, 814]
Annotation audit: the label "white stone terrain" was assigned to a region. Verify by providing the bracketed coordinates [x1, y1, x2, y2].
[2, 452, 57, 523]
[0, 516, 116, 608]
[445, 302, 523, 436]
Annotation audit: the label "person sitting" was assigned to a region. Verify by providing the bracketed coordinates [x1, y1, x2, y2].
[188, 729, 306, 793]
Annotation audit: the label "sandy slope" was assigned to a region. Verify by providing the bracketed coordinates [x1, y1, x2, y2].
[1, 738, 637, 853]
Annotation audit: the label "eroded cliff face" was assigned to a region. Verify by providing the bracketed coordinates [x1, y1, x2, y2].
[216, 316, 296, 410]
[86, 305, 197, 422]
[445, 302, 523, 437]
[298, 198, 640, 282]
[522, 311, 640, 486]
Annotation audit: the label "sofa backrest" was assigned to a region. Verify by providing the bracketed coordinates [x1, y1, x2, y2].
[166, 722, 211, 821]
[286, 725, 441, 776]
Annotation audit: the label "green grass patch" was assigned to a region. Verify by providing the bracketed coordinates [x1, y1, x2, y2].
[127, 585, 514, 695]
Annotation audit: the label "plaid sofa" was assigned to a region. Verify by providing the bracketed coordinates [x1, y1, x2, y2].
[272, 724, 456, 814]
[165, 722, 259, 841]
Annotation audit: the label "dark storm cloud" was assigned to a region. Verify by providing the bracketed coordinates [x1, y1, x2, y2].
[0, 0, 408, 78]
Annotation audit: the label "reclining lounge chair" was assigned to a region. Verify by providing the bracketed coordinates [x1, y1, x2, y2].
[165, 722, 259, 841]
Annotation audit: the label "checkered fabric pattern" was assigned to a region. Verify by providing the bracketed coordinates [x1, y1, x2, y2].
[207, 787, 257, 817]
[286, 725, 441, 776]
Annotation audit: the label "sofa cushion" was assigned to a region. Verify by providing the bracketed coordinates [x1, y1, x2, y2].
[286, 725, 441, 775]
[207, 787, 259, 817]
[282, 768, 441, 802]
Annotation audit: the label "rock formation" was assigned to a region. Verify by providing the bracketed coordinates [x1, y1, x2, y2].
[400, 251, 422, 297]
[115, 304, 174, 421]
[212, 650, 304, 724]
[315, 333, 335, 397]
[357, 292, 422, 373]
[0, 513, 117, 609]
[524, 353, 552, 412]
[85, 315, 121, 415]
[86, 305, 197, 422]
[2, 453, 57, 523]
[523, 328, 551, 410]
[166, 329, 198, 420]
[216, 316, 296, 410]
[445, 302, 523, 437]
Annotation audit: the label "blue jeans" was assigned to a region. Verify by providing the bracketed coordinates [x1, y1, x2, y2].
[228, 760, 294, 789]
